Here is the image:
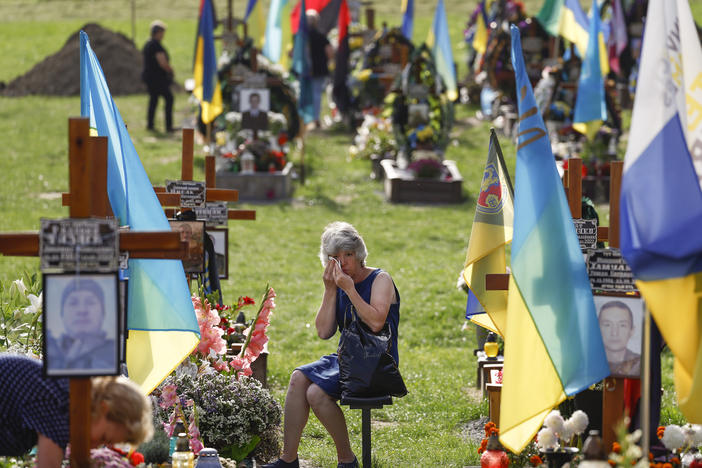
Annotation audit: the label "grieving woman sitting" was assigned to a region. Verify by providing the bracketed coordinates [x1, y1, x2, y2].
[263, 221, 401, 468]
[0, 354, 153, 468]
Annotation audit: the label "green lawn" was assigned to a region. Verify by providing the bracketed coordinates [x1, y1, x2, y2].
[0, 1, 698, 466]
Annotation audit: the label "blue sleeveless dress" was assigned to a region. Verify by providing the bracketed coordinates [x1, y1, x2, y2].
[297, 268, 400, 400]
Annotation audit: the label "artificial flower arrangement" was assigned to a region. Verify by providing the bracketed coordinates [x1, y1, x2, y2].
[348, 114, 397, 162]
[408, 156, 447, 179]
[388, 44, 454, 159]
[217, 112, 289, 173]
[63, 446, 145, 467]
[151, 286, 282, 464]
[347, 28, 415, 117]
[653, 423, 702, 467]
[536, 409, 590, 452]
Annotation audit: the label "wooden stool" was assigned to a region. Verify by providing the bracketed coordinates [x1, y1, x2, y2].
[340, 395, 393, 468]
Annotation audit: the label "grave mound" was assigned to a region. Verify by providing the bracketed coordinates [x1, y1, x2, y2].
[2, 23, 146, 96]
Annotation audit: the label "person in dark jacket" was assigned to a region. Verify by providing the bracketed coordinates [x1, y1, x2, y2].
[142, 20, 174, 132]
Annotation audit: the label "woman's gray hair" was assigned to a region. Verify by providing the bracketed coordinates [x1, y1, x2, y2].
[319, 221, 368, 267]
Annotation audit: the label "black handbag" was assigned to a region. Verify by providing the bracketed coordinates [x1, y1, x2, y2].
[337, 306, 408, 399]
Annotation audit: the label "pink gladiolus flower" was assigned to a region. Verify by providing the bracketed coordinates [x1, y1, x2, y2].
[189, 437, 204, 454]
[160, 384, 178, 409]
[230, 356, 252, 377]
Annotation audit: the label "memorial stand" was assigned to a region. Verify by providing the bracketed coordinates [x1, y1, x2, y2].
[0, 118, 187, 467]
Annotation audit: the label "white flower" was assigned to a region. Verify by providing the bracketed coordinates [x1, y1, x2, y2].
[176, 359, 198, 379]
[561, 419, 575, 442]
[537, 427, 559, 450]
[662, 425, 686, 451]
[544, 410, 566, 437]
[690, 424, 702, 446]
[225, 111, 242, 123]
[625, 444, 643, 460]
[10, 279, 27, 296]
[568, 410, 589, 435]
[23, 292, 42, 315]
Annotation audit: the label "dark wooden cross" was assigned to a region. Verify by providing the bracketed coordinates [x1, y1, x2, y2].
[484, 157, 629, 450]
[0, 118, 187, 467]
[155, 128, 256, 222]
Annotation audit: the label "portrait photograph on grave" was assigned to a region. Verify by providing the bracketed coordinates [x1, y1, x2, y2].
[42, 273, 120, 377]
[239, 88, 270, 131]
[206, 227, 228, 279]
[408, 103, 430, 127]
[169, 220, 206, 274]
[594, 295, 644, 378]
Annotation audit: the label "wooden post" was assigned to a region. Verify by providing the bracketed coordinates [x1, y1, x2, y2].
[182, 128, 194, 181]
[567, 157, 583, 218]
[67, 118, 94, 468]
[602, 160, 625, 452]
[365, 7, 375, 30]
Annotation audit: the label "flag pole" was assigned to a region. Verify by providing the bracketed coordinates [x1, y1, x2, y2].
[641, 302, 652, 460]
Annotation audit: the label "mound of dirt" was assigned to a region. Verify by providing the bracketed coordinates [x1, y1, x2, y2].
[2, 23, 146, 96]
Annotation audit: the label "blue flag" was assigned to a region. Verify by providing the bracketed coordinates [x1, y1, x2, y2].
[401, 0, 414, 40]
[292, 0, 315, 124]
[499, 25, 609, 452]
[572, 0, 607, 139]
[427, 0, 457, 101]
[620, 0, 702, 421]
[80, 31, 199, 393]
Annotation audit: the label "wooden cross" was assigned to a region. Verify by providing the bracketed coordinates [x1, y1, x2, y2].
[154, 128, 256, 222]
[0, 118, 187, 467]
[484, 157, 629, 449]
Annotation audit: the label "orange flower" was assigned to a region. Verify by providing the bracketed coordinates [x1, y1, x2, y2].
[484, 421, 497, 437]
[657, 426, 666, 439]
[649, 453, 655, 461]
[671, 458, 681, 466]
[613, 442, 622, 454]
[663, 463, 673, 468]
[608, 461, 615, 467]
[529, 455, 543, 466]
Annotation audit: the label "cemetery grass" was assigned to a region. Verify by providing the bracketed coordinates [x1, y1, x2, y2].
[0, 2, 693, 466]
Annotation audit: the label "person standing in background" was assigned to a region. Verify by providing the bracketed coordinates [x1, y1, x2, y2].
[142, 20, 174, 132]
[306, 10, 334, 129]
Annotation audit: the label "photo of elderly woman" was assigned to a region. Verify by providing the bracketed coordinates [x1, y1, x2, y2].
[43, 274, 119, 377]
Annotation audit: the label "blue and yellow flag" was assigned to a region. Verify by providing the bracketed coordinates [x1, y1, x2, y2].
[80, 31, 199, 394]
[194, 0, 223, 124]
[245, 0, 266, 50]
[499, 25, 610, 452]
[292, 0, 315, 124]
[426, 0, 457, 101]
[263, 0, 292, 68]
[462, 129, 514, 337]
[535, 0, 609, 75]
[401, 0, 414, 40]
[472, 0, 492, 55]
[620, 0, 702, 422]
[573, 0, 607, 139]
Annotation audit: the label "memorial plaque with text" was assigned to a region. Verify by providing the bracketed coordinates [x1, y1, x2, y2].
[586, 248, 637, 293]
[40, 218, 119, 272]
[574, 218, 598, 250]
[193, 202, 228, 226]
[166, 180, 206, 207]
